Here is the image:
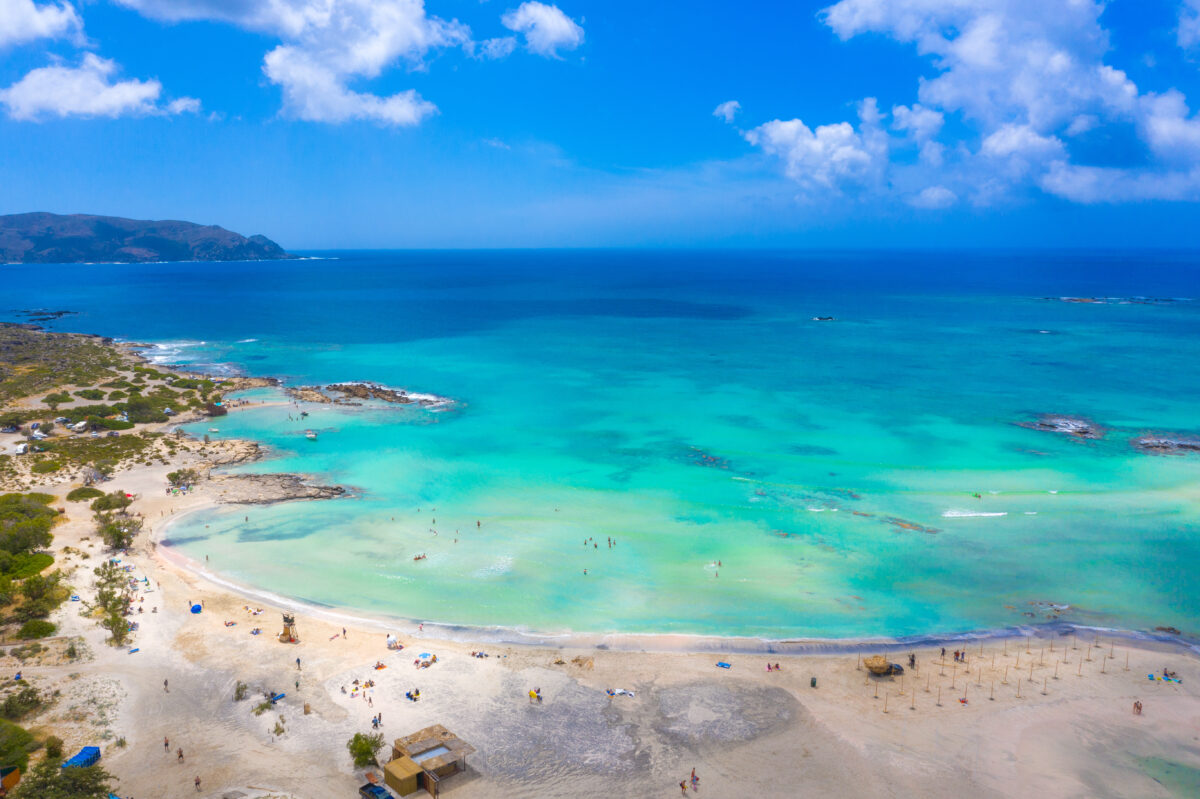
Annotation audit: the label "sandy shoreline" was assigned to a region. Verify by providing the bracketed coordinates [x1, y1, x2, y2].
[5, 332, 1200, 798]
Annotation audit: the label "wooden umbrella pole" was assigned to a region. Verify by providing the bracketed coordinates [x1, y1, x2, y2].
[989, 679, 994, 701]
[1041, 676, 1047, 695]
[1124, 651, 1130, 672]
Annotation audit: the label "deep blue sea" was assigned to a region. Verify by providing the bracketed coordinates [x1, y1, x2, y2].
[7, 250, 1200, 640]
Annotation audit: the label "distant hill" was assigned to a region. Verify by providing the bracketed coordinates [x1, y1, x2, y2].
[0, 212, 294, 264]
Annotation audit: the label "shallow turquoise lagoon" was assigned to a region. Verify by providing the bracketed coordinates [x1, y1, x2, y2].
[9, 251, 1200, 639]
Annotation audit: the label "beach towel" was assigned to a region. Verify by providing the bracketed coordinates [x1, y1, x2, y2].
[716, 662, 732, 669]
[606, 688, 635, 697]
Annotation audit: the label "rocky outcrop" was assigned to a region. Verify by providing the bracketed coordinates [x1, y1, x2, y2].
[1018, 414, 1103, 439]
[1132, 436, 1200, 454]
[210, 473, 347, 504]
[285, 382, 453, 408]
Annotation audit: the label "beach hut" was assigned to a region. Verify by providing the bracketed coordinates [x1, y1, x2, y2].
[389, 725, 475, 797]
[383, 755, 424, 796]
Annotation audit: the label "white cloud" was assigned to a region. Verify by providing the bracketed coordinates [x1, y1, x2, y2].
[0, 0, 81, 48]
[743, 98, 887, 192]
[713, 100, 741, 123]
[471, 36, 518, 60]
[1180, 0, 1200, 49]
[730, 0, 1200, 204]
[118, 0, 470, 125]
[0, 53, 198, 120]
[891, 103, 942, 141]
[908, 185, 957, 209]
[501, 1, 583, 57]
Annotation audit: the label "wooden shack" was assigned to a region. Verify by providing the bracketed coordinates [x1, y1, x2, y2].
[383, 755, 424, 797]
[388, 724, 474, 797]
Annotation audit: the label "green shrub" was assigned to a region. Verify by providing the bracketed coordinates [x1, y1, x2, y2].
[90, 491, 132, 512]
[87, 416, 133, 431]
[17, 620, 56, 639]
[74, 389, 105, 401]
[347, 731, 385, 767]
[66, 486, 104, 502]
[30, 460, 62, 474]
[6, 552, 53, 579]
[44, 734, 63, 760]
[41, 392, 71, 409]
[1, 686, 43, 720]
[0, 718, 35, 771]
[107, 390, 127, 400]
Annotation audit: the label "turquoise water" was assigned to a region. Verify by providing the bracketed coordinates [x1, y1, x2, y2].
[8, 251, 1200, 639]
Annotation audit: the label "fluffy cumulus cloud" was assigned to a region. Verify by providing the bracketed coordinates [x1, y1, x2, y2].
[114, 1, 583, 122]
[119, 0, 464, 125]
[0, 0, 81, 48]
[501, 1, 584, 57]
[0, 53, 198, 119]
[743, 98, 888, 193]
[739, 0, 1200, 206]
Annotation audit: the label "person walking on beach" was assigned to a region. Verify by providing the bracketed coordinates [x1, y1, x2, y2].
[296, 657, 301, 670]
[195, 775, 202, 791]
[164, 678, 169, 693]
[177, 747, 184, 762]
[164, 736, 170, 751]
[680, 780, 688, 795]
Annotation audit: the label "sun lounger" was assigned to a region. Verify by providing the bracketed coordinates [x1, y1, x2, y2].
[716, 662, 732, 669]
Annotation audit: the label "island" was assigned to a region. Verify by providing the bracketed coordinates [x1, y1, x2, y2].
[0, 212, 293, 264]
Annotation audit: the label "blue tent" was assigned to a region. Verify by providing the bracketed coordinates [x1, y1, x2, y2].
[62, 746, 101, 768]
[190, 604, 202, 614]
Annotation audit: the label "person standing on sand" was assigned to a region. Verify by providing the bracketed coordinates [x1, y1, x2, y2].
[296, 657, 301, 670]
[164, 736, 169, 751]
[164, 678, 169, 693]
[177, 747, 184, 762]
[195, 775, 202, 791]
[680, 780, 688, 795]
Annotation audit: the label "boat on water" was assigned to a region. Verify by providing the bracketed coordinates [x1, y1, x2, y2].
[208, 428, 219, 433]
[305, 429, 318, 440]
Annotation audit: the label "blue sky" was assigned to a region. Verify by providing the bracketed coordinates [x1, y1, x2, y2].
[3, 0, 1200, 249]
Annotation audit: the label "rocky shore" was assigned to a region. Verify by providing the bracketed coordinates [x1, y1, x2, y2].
[285, 381, 453, 408]
[210, 472, 347, 504]
[1132, 436, 1200, 454]
[1018, 414, 1103, 439]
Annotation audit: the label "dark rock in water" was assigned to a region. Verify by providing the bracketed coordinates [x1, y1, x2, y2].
[1019, 414, 1102, 439]
[1155, 626, 1182, 636]
[1133, 437, 1200, 454]
[1, 212, 292, 263]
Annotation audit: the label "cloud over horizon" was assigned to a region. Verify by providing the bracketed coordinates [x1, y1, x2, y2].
[735, 0, 1200, 207]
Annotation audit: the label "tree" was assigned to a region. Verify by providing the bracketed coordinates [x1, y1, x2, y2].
[90, 491, 132, 512]
[347, 731, 385, 767]
[12, 757, 114, 799]
[95, 511, 142, 550]
[166, 468, 199, 487]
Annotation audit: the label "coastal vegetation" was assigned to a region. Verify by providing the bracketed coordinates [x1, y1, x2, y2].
[347, 731, 385, 767]
[11, 757, 114, 798]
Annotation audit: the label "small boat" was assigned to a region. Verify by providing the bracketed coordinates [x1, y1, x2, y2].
[208, 428, 219, 433]
[300, 411, 309, 417]
[305, 429, 318, 441]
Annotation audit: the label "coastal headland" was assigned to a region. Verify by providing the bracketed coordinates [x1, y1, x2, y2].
[1, 323, 1198, 798]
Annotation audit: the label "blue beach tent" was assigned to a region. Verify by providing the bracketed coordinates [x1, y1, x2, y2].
[62, 746, 101, 768]
[190, 604, 202, 614]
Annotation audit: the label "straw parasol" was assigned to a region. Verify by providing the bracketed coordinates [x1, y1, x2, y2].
[864, 655, 891, 675]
